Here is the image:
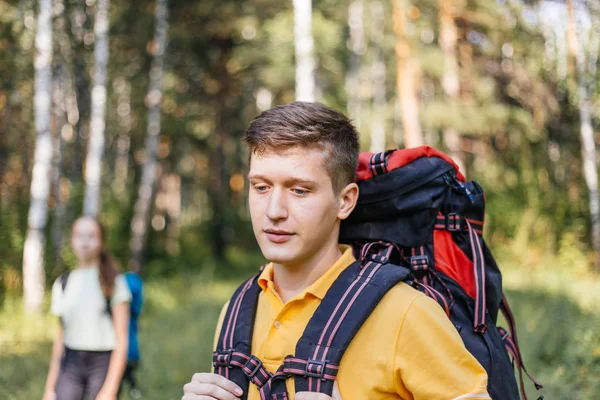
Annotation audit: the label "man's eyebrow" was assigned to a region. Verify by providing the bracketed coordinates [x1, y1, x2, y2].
[247, 174, 318, 185]
[247, 173, 270, 181]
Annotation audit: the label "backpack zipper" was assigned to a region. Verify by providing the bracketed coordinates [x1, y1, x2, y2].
[442, 171, 474, 203]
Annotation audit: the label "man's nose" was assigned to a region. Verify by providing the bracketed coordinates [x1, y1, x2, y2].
[266, 188, 288, 221]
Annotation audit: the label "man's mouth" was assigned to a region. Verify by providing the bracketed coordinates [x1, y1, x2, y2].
[264, 229, 295, 243]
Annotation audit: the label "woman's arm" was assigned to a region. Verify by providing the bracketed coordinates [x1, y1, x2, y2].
[42, 323, 65, 400]
[97, 302, 130, 400]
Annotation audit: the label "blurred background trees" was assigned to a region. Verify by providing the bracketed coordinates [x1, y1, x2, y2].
[1, 0, 600, 305]
[1, 0, 599, 398]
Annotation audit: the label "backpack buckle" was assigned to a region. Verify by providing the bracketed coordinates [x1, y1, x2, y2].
[304, 359, 327, 381]
[364, 253, 390, 264]
[445, 213, 463, 232]
[243, 355, 266, 379]
[214, 349, 234, 368]
[409, 255, 429, 279]
[410, 255, 429, 269]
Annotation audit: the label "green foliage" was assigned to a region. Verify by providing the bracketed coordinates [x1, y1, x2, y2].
[0, 275, 237, 400]
[2, 265, 599, 399]
[504, 285, 600, 399]
[1, 0, 599, 337]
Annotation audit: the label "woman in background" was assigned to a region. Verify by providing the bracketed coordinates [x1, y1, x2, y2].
[43, 216, 131, 400]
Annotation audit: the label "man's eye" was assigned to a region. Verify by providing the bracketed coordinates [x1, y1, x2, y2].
[254, 185, 269, 192]
[293, 188, 308, 195]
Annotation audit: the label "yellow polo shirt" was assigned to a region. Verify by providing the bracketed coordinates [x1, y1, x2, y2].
[214, 246, 490, 400]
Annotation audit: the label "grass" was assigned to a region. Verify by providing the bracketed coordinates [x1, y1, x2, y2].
[1, 263, 599, 399]
[0, 272, 238, 400]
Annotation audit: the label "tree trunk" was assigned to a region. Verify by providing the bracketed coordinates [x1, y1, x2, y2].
[51, 0, 74, 269]
[393, 0, 423, 148]
[566, 0, 600, 271]
[129, 0, 169, 273]
[439, 0, 464, 172]
[113, 77, 132, 201]
[23, 0, 53, 313]
[346, 0, 365, 127]
[83, 0, 110, 216]
[370, 0, 387, 153]
[68, 1, 92, 183]
[164, 173, 181, 255]
[293, 0, 315, 101]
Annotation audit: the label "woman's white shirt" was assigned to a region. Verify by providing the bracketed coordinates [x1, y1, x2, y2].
[51, 266, 132, 351]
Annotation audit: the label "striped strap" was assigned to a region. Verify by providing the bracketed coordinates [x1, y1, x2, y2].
[499, 297, 543, 400]
[434, 214, 484, 235]
[281, 249, 411, 397]
[467, 220, 487, 333]
[432, 214, 487, 332]
[369, 150, 393, 176]
[212, 351, 272, 388]
[214, 274, 262, 399]
[414, 281, 451, 317]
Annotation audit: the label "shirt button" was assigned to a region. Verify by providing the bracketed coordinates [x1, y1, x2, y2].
[274, 321, 282, 329]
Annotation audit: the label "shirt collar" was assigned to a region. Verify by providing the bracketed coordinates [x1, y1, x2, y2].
[257, 245, 356, 300]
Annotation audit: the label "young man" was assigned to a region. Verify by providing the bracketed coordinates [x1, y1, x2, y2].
[182, 102, 491, 400]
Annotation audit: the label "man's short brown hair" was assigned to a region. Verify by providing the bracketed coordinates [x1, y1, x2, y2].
[244, 102, 359, 193]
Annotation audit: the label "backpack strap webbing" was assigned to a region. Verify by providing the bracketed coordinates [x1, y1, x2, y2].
[214, 245, 412, 400]
[499, 296, 543, 400]
[433, 214, 487, 333]
[264, 249, 412, 398]
[213, 273, 262, 399]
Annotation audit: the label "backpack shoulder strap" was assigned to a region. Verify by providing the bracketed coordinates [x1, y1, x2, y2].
[213, 272, 263, 400]
[284, 254, 412, 397]
[58, 272, 71, 326]
[60, 271, 70, 292]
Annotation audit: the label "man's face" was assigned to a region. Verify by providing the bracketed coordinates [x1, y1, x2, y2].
[248, 147, 350, 268]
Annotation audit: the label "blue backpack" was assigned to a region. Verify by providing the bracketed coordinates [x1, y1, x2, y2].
[125, 271, 143, 362]
[213, 146, 542, 400]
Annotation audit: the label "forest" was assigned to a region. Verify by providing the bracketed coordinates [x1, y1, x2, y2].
[1, 0, 599, 399]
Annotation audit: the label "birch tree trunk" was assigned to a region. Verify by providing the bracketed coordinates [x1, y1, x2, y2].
[566, 0, 600, 271]
[130, 0, 169, 272]
[370, 0, 387, 153]
[23, 0, 53, 313]
[293, 0, 315, 101]
[83, 0, 110, 216]
[393, 0, 423, 148]
[346, 0, 365, 127]
[439, 0, 464, 172]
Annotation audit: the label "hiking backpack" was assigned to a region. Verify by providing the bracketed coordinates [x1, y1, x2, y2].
[213, 146, 542, 400]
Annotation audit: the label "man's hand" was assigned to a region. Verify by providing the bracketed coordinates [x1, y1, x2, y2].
[296, 381, 342, 400]
[182, 373, 244, 400]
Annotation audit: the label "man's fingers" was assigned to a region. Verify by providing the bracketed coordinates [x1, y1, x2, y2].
[182, 395, 209, 400]
[295, 381, 343, 400]
[332, 381, 342, 400]
[190, 373, 243, 396]
[183, 382, 240, 400]
[295, 392, 332, 400]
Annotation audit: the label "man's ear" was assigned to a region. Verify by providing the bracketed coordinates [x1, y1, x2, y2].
[337, 182, 359, 220]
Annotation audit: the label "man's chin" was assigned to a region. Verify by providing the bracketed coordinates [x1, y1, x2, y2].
[260, 247, 297, 265]
[263, 254, 295, 265]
